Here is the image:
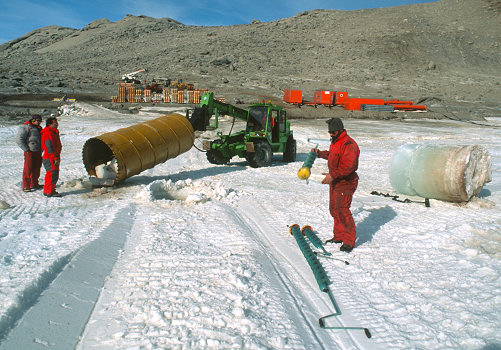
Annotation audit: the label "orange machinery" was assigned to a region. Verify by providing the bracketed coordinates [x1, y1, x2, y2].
[283, 89, 427, 111]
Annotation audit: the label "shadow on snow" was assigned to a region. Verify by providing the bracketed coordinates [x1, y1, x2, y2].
[356, 205, 397, 246]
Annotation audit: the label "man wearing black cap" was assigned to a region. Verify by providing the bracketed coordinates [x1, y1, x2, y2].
[312, 118, 360, 252]
[16, 115, 43, 192]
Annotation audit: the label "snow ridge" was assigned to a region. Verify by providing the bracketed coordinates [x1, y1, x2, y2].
[0, 205, 136, 349]
[0, 252, 73, 342]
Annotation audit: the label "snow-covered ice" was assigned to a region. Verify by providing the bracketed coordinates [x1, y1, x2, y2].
[0, 103, 500, 349]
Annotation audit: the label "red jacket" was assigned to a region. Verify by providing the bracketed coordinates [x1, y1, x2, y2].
[41, 127, 62, 160]
[317, 130, 359, 183]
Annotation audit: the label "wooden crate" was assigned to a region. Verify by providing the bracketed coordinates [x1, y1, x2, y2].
[144, 89, 151, 103]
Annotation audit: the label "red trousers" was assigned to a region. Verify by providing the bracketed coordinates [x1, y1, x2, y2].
[42, 158, 60, 194]
[22, 151, 42, 190]
[330, 180, 358, 247]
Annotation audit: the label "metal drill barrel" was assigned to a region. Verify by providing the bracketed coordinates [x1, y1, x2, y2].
[289, 224, 331, 292]
[301, 225, 332, 256]
[82, 113, 194, 183]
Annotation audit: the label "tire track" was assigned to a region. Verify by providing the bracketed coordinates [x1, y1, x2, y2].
[0, 190, 126, 346]
[0, 204, 136, 349]
[216, 200, 372, 349]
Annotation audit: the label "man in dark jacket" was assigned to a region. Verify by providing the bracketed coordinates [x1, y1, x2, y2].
[312, 118, 360, 252]
[16, 115, 43, 192]
[41, 117, 62, 197]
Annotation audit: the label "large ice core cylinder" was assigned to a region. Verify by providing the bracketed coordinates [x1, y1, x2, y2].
[82, 113, 194, 183]
[390, 143, 492, 202]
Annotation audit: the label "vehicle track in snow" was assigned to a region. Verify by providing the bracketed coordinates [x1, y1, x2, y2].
[78, 200, 316, 349]
[214, 202, 332, 349]
[225, 199, 377, 350]
[0, 204, 135, 349]
[0, 180, 131, 347]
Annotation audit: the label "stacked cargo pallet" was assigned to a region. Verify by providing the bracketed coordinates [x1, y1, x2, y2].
[162, 88, 170, 103]
[170, 88, 178, 103]
[134, 90, 142, 103]
[152, 93, 163, 102]
[118, 83, 130, 102]
[144, 89, 152, 103]
[177, 90, 184, 104]
[127, 86, 136, 102]
[110, 83, 212, 104]
[187, 90, 196, 104]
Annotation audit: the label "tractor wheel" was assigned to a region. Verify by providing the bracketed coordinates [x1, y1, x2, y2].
[247, 140, 272, 168]
[206, 149, 230, 165]
[245, 152, 257, 167]
[283, 136, 297, 162]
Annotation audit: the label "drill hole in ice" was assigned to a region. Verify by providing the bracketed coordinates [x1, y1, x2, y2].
[137, 179, 235, 204]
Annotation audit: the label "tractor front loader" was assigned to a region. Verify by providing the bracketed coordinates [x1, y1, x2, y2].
[188, 92, 296, 167]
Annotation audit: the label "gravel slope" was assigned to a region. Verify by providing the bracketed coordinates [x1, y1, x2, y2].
[0, 0, 499, 121]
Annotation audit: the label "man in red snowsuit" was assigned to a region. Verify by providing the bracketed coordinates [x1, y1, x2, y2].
[41, 117, 62, 197]
[313, 118, 360, 252]
[16, 115, 43, 192]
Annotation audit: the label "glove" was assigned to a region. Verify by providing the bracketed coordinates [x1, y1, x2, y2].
[321, 172, 333, 184]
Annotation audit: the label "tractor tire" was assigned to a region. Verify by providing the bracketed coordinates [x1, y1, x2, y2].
[246, 140, 272, 168]
[206, 149, 230, 165]
[283, 136, 297, 162]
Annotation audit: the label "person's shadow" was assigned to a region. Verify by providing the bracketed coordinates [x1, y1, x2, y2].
[482, 345, 501, 350]
[356, 206, 397, 246]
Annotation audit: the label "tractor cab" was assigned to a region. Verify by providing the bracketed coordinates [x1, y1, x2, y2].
[247, 106, 270, 132]
[246, 103, 284, 145]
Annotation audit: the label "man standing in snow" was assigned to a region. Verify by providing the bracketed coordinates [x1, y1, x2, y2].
[312, 118, 360, 252]
[41, 117, 62, 197]
[16, 115, 43, 192]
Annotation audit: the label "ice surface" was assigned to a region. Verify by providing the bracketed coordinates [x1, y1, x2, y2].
[0, 104, 500, 350]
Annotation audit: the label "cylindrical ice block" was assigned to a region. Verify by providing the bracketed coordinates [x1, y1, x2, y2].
[390, 143, 492, 202]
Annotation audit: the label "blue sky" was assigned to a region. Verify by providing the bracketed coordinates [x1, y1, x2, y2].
[0, 0, 435, 44]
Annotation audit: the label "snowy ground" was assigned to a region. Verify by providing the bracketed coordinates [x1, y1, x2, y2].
[0, 103, 500, 350]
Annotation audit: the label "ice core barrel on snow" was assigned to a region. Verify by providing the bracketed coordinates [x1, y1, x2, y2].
[82, 113, 194, 183]
[390, 143, 492, 202]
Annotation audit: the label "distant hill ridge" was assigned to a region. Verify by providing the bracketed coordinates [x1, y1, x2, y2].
[0, 0, 499, 120]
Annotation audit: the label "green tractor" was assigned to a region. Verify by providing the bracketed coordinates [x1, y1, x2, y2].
[188, 92, 296, 167]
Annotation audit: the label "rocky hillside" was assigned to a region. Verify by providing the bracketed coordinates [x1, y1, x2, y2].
[0, 0, 499, 120]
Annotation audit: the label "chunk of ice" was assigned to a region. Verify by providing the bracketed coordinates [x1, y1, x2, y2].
[390, 143, 491, 202]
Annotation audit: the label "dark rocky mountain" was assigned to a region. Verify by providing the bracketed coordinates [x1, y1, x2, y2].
[0, 0, 499, 121]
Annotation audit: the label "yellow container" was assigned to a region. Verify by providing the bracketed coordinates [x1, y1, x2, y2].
[82, 113, 194, 183]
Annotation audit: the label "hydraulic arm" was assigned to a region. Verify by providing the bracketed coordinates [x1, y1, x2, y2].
[189, 92, 248, 131]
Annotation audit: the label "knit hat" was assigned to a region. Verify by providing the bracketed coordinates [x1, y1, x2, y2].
[31, 115, 42, 122]
[326, 118, 344, 133]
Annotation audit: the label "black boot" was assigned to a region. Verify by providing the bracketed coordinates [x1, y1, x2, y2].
[340, 243, 353, 252]
[325, 238, 343, 244]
